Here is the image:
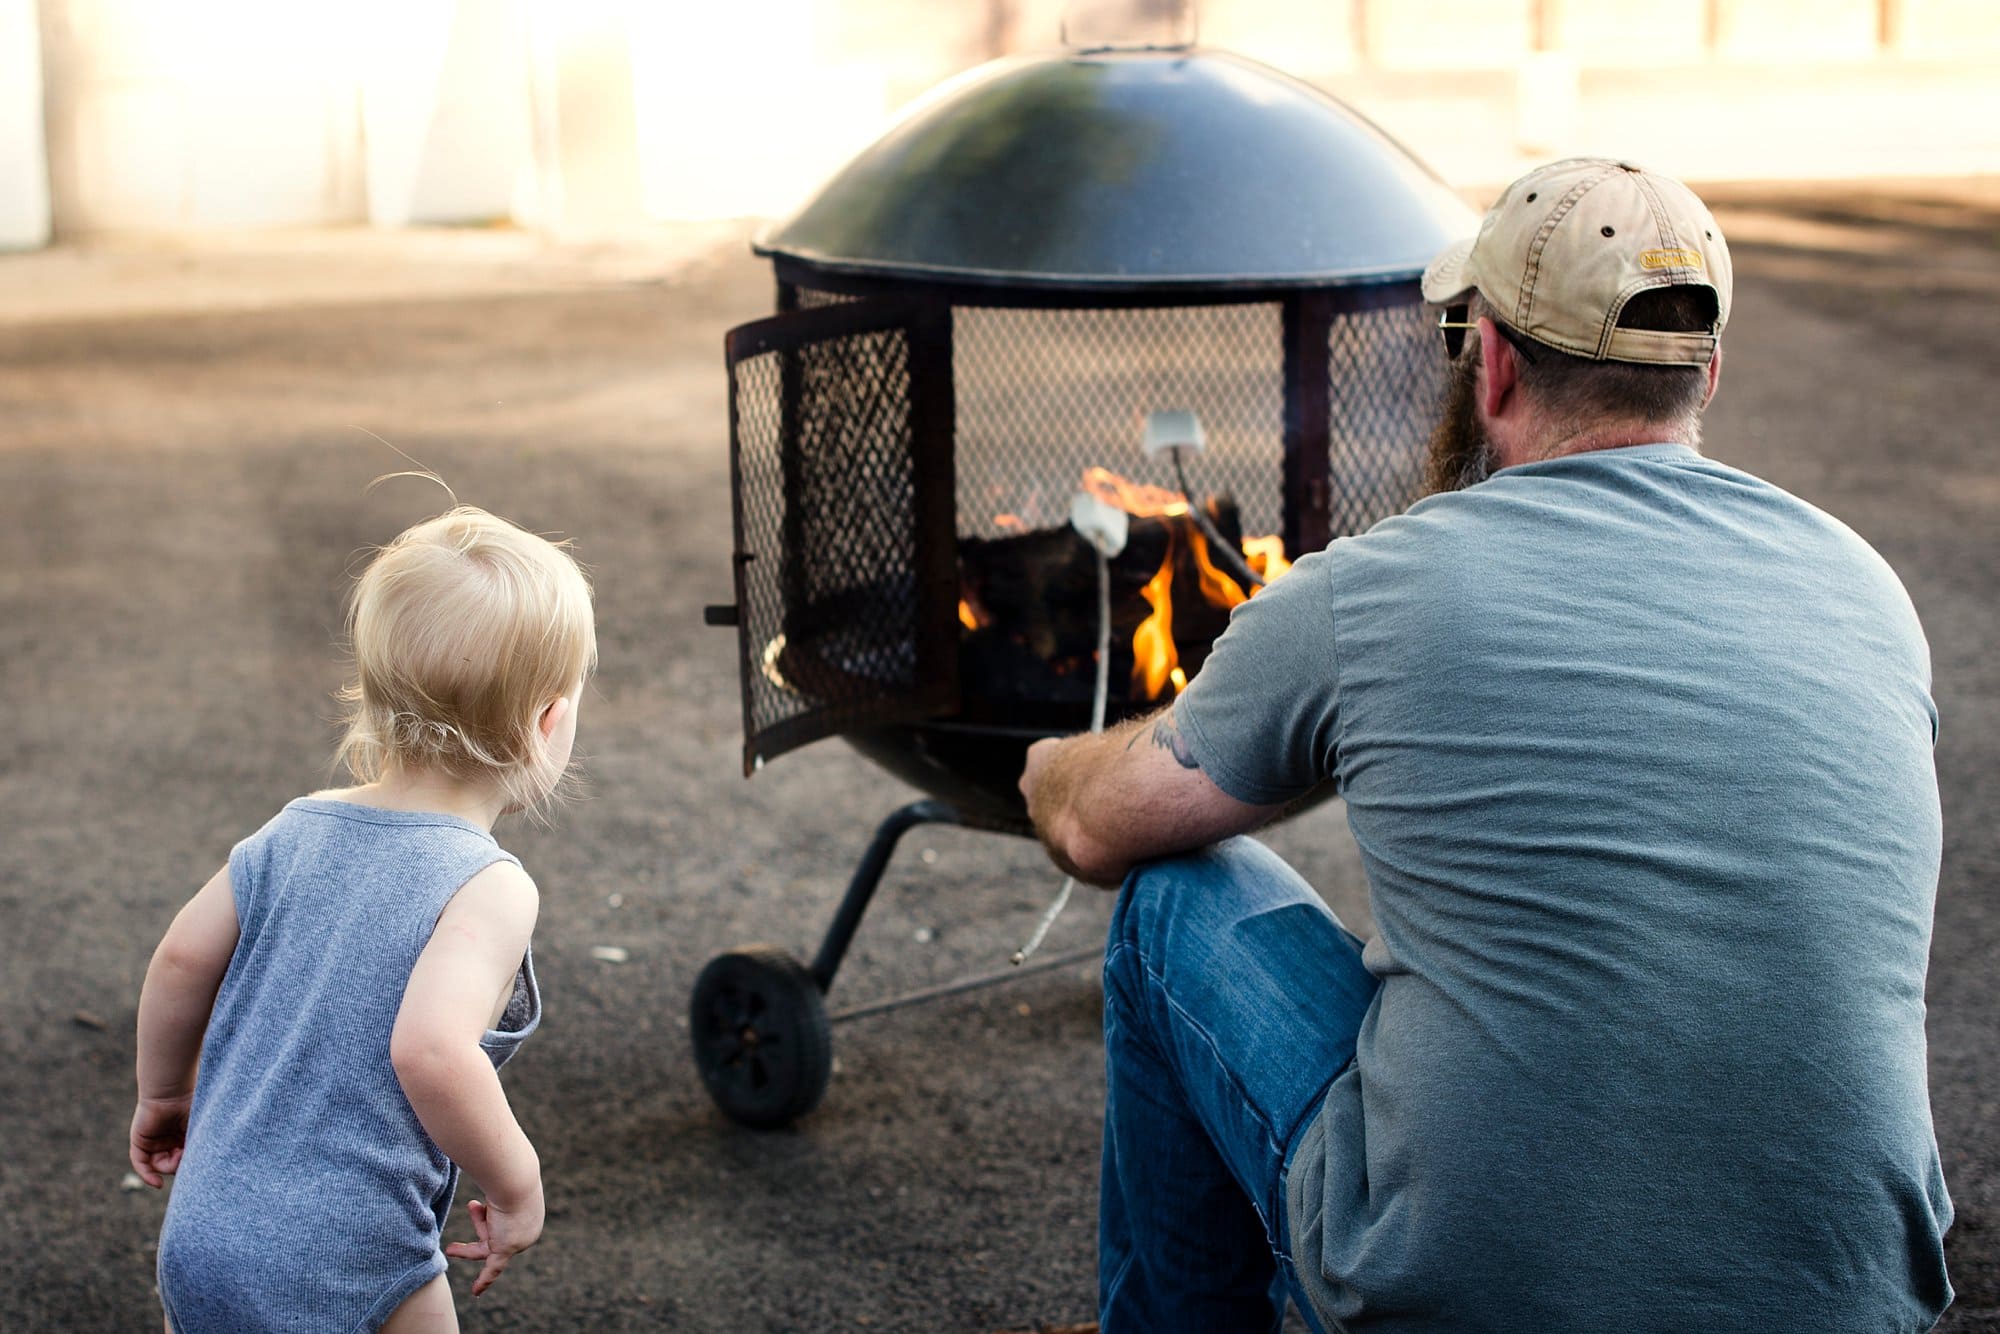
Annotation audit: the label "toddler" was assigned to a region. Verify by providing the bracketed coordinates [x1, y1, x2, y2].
[129, 505, 596, 1332]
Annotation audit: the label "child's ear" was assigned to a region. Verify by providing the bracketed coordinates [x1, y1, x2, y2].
[537, 694, 571, 741]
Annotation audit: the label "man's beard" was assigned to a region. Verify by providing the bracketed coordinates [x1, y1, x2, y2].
[1422, 352, 1497, 496]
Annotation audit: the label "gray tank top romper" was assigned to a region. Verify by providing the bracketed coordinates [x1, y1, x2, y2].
[157, 798, 540, 1332]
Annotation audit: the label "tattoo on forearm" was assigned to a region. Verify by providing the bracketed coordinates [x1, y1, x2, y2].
[1149, 715, 1201, 770]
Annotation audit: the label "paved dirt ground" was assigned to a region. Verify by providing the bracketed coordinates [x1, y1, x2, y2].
[2, 178, 1996, 1332]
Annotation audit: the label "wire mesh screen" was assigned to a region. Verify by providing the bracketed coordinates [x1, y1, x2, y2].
[1326, 299, 1444, 535]
[729, 284, 1441, 767]
[726, 302, 955, 772]
[787, 289, 1441, 550]
[951, 303, 1286, 541]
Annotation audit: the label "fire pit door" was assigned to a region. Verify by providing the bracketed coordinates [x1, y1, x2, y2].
[721, 299, 958, 775]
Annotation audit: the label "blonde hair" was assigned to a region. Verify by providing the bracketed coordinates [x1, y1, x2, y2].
[336, 506, 597, 819]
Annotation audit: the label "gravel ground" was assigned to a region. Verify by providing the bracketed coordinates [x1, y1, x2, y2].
[1, 178, 1995, 1331]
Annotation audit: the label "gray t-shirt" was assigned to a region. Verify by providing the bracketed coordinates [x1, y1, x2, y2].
[1178, 444, 1952, 1331]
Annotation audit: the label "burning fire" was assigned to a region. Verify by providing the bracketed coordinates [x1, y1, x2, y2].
[961, 469, 1293, 703]
[1081, 467, 1188, 519]
[1086, 468, 1291, 701]
[1242, 534, 1291, 582]
[1186, 526, 1248, 607]
[1132, 540, 1179, 700]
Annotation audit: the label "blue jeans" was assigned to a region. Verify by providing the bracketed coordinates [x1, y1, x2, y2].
[1099, 837, 1379, 1333]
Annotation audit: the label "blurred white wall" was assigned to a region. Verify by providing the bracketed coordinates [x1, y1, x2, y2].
[1554, 1, 1709, 66]
[1200, 0, 1358, 74]
[362, 0, 530, 228]
[17, 0, 2000, 245]
[1367, 0, 1536, 69]
[1, 0, 52, 249]
[1898, 0, 2000, 55]
[527, 1, 647, 234]
[1714, 0, 1880, 60]
[39, 0, 365, 232]
[630, 1, 893, 223]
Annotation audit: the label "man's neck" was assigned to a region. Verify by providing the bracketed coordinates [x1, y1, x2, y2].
[1501, 421, 1697, 469]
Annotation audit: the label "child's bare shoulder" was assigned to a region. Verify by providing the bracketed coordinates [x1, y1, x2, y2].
[451, 861, 539, 924]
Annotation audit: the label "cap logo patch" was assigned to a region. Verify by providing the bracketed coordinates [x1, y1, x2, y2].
[1639, 248, 1703, 270]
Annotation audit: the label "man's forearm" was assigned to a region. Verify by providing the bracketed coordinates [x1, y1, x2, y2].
[1022, 704, 1280, 886]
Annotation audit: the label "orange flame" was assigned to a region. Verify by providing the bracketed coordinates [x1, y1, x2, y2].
[1129, 528, 1294, 701]
[1132, 526, 1273, 701]
[1187, 526, 1249, 608]
[1243, 534, 1291, 582]
[970, 469, 1295, 702]
[1082, 466, 1188, 519]
[1132, 536, 1178, 699]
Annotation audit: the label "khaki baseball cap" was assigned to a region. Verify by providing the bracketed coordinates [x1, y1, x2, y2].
[1421, 158, 1731, 366]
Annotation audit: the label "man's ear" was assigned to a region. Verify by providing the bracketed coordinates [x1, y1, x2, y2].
[1703, 345, 1723, 408]
[1476, 316, 1519, 420]
[537, 694, 571, 741]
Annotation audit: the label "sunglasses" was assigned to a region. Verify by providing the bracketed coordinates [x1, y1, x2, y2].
[1437, 304, 1538, 364]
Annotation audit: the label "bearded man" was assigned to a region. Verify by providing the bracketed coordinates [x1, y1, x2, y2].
[1019, 159, 1953, 1332]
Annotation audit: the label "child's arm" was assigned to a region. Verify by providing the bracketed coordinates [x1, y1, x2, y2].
[130, 866, 241, 1187]
[391, 860, 543, 1297]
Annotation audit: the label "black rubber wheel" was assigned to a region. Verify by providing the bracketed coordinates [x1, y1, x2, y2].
[688, 945, 833, 1129]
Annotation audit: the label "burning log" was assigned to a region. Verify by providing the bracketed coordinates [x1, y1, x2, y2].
[957, 493, 1253, 708]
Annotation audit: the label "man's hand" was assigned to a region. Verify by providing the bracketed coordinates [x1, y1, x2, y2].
[1019, 736, 1063, 813]
[128, 1094, 192, 1187]
[446, 1193, 545, 1297]
[1018, 705, 1282, 886]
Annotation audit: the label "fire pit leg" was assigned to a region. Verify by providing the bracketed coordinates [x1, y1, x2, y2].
[809, 798, 964, 992]
[689, 798, 966, 1129]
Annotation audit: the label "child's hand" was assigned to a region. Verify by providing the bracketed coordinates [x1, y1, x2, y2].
[128, 1095, 192, 1187]
[445, 1195, 544, 1297]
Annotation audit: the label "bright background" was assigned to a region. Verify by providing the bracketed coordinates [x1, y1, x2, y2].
[3, 0, 1999, 250]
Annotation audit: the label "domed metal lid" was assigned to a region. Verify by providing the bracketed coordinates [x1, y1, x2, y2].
[756, 49, 1478, 290]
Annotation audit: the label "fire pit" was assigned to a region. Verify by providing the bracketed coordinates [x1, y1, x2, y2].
[692, 30, 1475, 1127]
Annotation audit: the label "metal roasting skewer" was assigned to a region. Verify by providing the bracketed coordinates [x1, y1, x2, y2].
[1012, 877, 1076, 967]
[1172, 446, 1266, 591]
[1012, 518, 1117, 965]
